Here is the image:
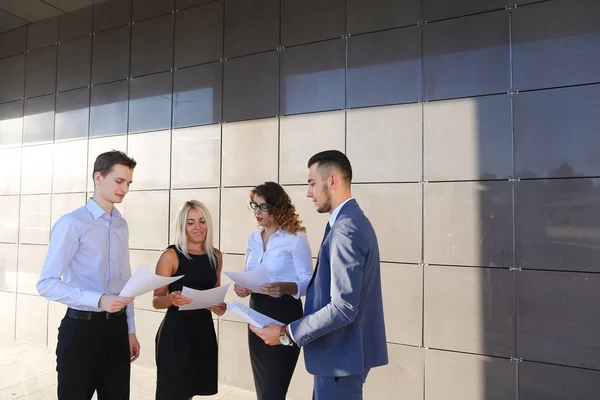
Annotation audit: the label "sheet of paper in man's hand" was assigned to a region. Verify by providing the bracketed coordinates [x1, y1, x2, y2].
[227, 301, 283, 328]
[223, 267, 270, 293]
[178, 284, 230, 311]
[119, 266, 183, 298]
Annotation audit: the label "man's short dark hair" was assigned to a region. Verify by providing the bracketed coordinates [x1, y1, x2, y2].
[93, 150, 137, 179]
[307, 150, 352, 184]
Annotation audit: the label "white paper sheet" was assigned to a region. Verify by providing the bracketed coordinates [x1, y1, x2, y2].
[223, 267, 271, 293]
[119, 266, 183, 298]
[227, 301, 283, 328]
[177, 284, 230, 311]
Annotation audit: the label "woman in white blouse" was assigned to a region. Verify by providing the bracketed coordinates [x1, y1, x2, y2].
[234, 181, 313, 400]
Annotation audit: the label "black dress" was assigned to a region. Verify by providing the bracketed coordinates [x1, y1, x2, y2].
[155, 246, 218, 399]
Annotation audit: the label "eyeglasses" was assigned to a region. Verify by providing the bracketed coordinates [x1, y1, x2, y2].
[249, 201, 272, 212]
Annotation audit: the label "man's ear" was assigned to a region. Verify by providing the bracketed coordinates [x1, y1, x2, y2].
[330, 173, 338, 189]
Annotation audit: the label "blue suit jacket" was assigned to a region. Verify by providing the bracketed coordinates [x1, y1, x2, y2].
[290, 199, 388, 377]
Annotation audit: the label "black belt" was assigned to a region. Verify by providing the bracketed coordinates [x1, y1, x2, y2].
[66, 308, 126, 321]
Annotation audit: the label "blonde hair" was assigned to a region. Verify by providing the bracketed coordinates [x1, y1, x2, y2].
[173, 200, 218, 268]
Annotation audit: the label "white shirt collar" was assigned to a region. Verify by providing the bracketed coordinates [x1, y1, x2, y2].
[328, 197, 354, 228]
[251, 227, 286, 243]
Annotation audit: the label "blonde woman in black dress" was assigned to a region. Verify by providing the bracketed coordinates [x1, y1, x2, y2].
[153, 200, 226, 400]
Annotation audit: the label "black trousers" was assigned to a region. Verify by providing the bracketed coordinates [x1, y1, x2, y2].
[56, 311, 130, 400]
[249, 293, 303, 400]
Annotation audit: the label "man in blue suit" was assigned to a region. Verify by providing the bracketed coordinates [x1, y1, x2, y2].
[251, 150, 388, 399]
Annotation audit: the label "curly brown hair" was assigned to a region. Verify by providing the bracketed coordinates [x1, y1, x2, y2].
[250, 182, 306, 234]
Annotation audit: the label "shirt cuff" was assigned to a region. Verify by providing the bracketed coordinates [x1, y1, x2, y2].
[81, 290, 103, 309]
[127, 319, 136, 334]
[287, 324, 297, 344]
[292, 281, 301, 300]
[126, 303, 136, 334]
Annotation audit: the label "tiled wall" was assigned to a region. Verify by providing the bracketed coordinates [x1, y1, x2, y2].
[1, 0, 600, 398]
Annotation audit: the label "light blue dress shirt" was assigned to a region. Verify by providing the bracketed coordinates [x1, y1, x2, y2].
[37, 198, 135, 334]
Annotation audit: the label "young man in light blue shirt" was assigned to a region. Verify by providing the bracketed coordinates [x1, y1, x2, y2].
[37, 150, 139, 400]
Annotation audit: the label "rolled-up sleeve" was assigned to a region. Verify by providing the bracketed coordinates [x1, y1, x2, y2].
[36, 215, 103, 308]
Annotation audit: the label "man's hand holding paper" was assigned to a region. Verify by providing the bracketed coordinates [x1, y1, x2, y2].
[227, 301, 283, 328]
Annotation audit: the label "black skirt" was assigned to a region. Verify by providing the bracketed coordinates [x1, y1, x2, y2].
[248, 293, 303, 400]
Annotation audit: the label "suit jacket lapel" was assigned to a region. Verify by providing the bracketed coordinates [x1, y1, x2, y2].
[306, 199, 357, 291]
[307, 222, 331, 290]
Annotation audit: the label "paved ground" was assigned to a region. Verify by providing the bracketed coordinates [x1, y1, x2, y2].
[0, 339, 256, 400]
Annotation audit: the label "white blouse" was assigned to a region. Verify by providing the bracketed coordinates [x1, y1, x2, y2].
[244, 228, 313, 299]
